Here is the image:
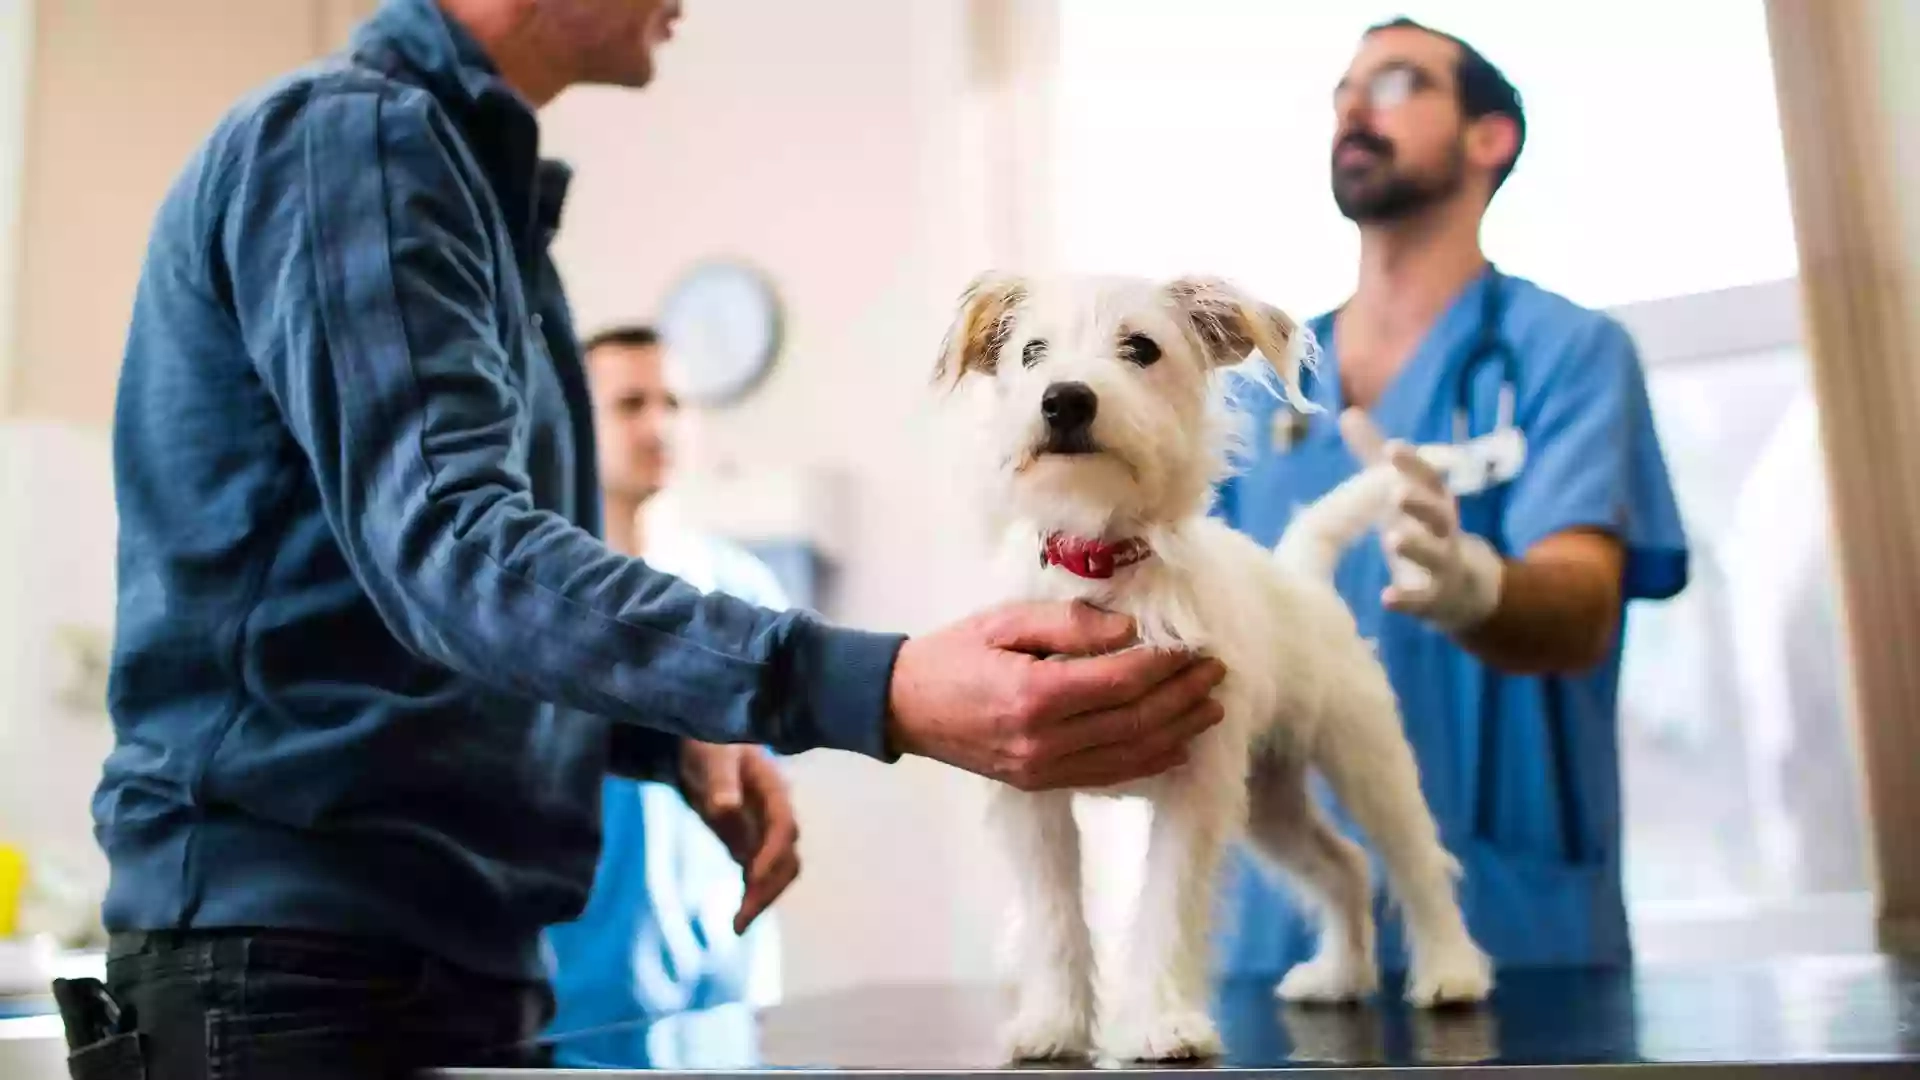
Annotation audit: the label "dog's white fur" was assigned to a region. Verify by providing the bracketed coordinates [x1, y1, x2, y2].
[934, 272, 1492, 1064]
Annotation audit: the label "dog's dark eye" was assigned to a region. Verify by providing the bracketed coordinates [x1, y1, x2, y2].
[1022, 338, 1048, 368]
[1121, 333, 1161, 367]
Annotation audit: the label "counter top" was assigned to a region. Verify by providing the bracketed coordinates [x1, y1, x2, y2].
[439, 954, 1918, 1078]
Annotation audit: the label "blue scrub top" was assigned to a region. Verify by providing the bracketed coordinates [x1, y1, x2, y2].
[541, 527, 792, 1040]
[1212, 266, 1688, 975]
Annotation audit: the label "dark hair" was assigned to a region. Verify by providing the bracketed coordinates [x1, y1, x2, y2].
[581, 323, 660, 353]
[1367, 17, 1526, 193]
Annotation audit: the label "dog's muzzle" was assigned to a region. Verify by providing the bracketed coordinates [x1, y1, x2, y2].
[1040, 381, 1099, 455]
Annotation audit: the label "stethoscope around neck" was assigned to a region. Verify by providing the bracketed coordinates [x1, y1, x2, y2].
[1456, 268, 1516, 439]
[1278, 264, 1528, 499]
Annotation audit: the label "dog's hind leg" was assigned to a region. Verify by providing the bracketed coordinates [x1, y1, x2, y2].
[990, 787, 1096, 1060]
[1311, 672, 1492, 1007]
[1242, 749, 1379, 1004]
[1100, 740, 1241, 1062]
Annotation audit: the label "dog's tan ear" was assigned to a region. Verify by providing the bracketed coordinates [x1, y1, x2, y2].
[934, 273, 1027, 388]
[1165, 275, 1301, 369]
[1165, 275, 1314, 408]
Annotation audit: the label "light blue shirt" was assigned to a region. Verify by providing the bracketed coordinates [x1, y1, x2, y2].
[1213, 266, 1688, 974]
[542, 521, 791, 1055]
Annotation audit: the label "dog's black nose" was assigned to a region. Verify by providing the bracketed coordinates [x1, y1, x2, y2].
[1041, 381, 1098, 432]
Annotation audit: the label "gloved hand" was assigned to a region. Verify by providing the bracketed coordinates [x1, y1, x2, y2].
[1339, 409, 1505, 633]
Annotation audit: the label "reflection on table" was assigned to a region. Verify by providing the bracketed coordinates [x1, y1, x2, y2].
[515, 954, 1917, 1073]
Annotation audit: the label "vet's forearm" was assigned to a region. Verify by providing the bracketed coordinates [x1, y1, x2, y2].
[1452, 556, 1620, 675]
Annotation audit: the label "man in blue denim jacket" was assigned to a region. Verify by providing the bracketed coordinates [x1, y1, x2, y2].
[78, 1, 1227, 1076]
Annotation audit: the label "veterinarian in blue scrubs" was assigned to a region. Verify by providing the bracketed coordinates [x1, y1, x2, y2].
[543, 326, 790, 1058]
[1214, 18, 1688, 974]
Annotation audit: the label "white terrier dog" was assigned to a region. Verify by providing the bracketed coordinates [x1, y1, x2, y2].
[934, 272, 1493, 1064]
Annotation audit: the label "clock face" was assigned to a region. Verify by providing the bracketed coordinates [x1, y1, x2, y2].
[657, 261, 783, 407]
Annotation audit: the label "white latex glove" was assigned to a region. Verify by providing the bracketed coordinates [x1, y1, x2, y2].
[1339, 409, 1504, 632]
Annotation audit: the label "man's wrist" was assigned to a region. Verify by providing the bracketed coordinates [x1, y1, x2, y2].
[670, 738, 703, 796]
[881, 635, 925, 764]
[782, 618, 909, 762]
[1437, 533, 1506, 633]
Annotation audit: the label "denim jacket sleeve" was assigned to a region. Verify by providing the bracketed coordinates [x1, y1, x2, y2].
[217, 84, 902, 761]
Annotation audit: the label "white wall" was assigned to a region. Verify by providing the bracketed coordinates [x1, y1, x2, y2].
[541, 0, 1015, 995]
[0, 424, 117, 893]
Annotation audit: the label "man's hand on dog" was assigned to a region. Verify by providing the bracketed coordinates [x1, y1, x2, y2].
[678, 741, 798, 935]
[886, 602, 1227, 790]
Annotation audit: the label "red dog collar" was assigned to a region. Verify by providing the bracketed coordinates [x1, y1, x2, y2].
[1042, 533, 1153, 580]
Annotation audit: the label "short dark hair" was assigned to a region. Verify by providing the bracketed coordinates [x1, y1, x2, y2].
[1367, 17, 1526, 192]
[581, 323, 660, 354]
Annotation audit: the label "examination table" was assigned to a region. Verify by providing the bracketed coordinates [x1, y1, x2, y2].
[434, 953, 1917, 1078]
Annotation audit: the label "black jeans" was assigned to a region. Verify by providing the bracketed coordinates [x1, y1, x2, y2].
[60, 929, 554, 1079]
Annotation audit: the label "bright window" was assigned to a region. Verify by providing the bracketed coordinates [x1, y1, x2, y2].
[1053, 0, 1799, 315]
[1621, 338, 1867, 913]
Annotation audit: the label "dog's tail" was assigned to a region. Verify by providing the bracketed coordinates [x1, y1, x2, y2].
[1272, 444, 1460, 582]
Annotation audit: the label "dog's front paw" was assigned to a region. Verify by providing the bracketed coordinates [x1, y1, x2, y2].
[1405, 945, 1493, 1007]
[1100, 1006, 1223, 1063]
[1000, 1004, 1094, 1062]
[1275, 954, 1378, 1005]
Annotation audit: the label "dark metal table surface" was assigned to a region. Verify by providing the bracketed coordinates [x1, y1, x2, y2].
[438, 954, 1918, 1078]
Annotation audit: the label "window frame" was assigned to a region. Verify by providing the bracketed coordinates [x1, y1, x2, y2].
[1609, 276, 1874, 963]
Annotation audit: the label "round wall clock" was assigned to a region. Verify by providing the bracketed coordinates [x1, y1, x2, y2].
[657, 260, 784, 407]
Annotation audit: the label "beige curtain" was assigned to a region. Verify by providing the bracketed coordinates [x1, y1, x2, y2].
[1765, 0, 1920, 954]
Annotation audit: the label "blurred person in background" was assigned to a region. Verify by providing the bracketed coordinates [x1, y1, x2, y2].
[73, 0, 1230, 1074]
[542, 324, 790, 1048]
[1213, 18, 1689, 981]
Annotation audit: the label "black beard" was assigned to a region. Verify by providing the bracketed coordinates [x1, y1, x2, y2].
[1331, 141, 1468, 224]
